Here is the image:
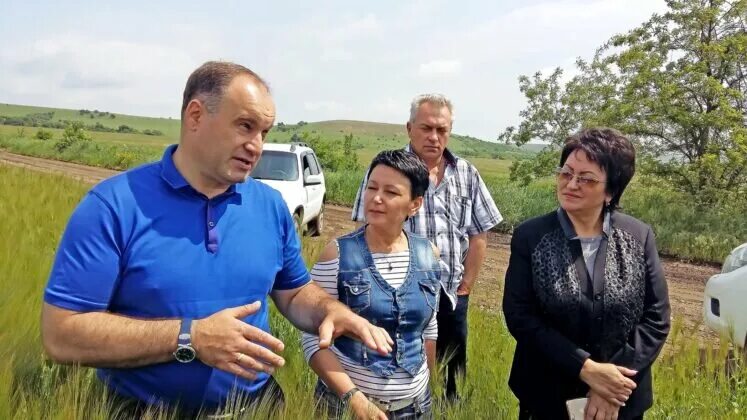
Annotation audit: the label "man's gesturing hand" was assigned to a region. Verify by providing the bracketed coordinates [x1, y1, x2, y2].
[317, 307, 393, 356]
[191, 301, 286, 381]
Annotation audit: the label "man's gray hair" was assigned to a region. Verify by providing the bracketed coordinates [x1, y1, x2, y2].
[408, 93, 454, 124]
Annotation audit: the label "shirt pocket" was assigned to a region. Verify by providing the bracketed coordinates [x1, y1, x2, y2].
[448, 195, 473, 229]
[341, 278, 371, 314]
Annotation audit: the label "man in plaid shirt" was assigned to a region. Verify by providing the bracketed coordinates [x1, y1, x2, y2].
[352, 93, 502, 400]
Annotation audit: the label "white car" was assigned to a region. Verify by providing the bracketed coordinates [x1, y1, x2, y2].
[703, 242, 747, 347]
[252, 142, 325, 236]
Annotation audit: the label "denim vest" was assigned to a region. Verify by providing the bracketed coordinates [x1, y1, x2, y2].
[334, 226, 441, 377]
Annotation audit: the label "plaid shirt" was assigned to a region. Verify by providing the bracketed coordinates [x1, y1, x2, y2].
[351, 145, 502, 308]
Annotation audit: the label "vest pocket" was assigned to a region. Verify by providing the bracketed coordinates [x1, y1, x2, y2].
[341, 280, 371, 313]
[419, 280, 439, 311]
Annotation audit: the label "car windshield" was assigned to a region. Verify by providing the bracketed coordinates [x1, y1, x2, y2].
[251, 151, 299, 181]
[722, 244, 747, 274]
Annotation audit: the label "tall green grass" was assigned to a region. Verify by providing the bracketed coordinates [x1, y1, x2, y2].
[0, 136, 163, 170]
[1, 163, 746, 419]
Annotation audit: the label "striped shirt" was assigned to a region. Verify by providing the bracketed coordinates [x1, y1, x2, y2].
[352, 145, 502, 308]
[301, 250, 437, 402]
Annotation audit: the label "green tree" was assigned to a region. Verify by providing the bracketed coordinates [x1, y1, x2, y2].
[500, 0, 747, 204]
[301, 132, 361, 172]
[340, 133, 362, 170]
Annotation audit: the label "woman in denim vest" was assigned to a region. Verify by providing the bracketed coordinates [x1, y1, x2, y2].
[302, 150, 443, 419]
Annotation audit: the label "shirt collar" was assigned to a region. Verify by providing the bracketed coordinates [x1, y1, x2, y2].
[160, 144, 190, 190]
[404, 143, 457, 167]
[159, 144, 237, 196]
[556, 207, 611, 240]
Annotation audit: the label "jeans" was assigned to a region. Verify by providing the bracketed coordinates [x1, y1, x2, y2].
[107, 376, 285, 419]
[436, 290, 469, 400]
[315, 381, 433, 419]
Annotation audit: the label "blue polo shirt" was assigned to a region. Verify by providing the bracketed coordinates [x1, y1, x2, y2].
[44, 145, 310, 409]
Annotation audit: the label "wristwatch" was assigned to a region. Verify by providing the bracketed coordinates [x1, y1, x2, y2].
[173, 318, 196, 363]
[340, 387, 361, 407]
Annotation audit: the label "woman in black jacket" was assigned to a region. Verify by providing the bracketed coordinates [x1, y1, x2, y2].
[503, 128, 670, 420]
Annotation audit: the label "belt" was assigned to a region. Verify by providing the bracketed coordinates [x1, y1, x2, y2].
[369, 396, 418, 413]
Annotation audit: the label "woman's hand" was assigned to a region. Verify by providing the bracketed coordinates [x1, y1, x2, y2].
[349, 391, 388, 420]
[579, 359, 637, 406]
[585, 390, 620, 420]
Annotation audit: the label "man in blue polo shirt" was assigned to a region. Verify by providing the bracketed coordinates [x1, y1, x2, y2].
[41, 61, 393, 415]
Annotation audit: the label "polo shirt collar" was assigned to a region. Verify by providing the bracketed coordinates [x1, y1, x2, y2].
[159, 144, 237, 196]
[557, 207, 611, 240]
[160, 145, 190, 190]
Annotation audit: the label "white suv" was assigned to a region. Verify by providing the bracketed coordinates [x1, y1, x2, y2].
[252, 142, 326, 236]
[703, 242, 747, 348]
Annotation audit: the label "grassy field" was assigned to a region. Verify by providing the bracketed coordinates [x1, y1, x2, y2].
[0, 102, 536, 161]
[1, 101, 745, 263]
[0, 127, 516, 179]
[1, 163, 746, 419]
[0, 103, 181, 140]
[265, 120, 536, 161]
[2, 127, 745, 263]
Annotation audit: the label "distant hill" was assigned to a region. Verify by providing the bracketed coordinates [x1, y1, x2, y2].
[0, 103, 180, 139]
[267, 120, 536, 160]
[0, 104, 536, 160]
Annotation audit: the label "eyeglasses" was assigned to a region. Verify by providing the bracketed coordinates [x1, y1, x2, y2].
[555, 167, 606, 187]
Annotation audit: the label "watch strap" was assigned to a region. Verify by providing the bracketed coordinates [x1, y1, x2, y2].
[178, 318, 193, 345]
[340, 387, 360, 406]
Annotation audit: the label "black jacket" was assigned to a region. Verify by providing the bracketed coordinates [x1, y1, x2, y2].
[502, 209, 670, 419]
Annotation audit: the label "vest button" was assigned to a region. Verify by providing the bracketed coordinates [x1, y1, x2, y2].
[352, 286, 359, 293]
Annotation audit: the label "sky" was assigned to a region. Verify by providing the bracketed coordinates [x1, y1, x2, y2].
[0, 0, 669, 141]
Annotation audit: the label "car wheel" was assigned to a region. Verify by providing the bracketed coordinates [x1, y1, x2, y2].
[311, 204, 324, 237]
[293, 212, 303, 236]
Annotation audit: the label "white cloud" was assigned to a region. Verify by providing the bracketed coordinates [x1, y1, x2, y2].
[304, 100, 345, 113]
[0, 33, 217, 118]
[0, 1, 671, 140]
[419, 60, 462, 77]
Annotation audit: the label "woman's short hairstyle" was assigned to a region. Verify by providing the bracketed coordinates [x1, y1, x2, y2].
[369, 150, 430, 199]
[560, 128, 636, 210]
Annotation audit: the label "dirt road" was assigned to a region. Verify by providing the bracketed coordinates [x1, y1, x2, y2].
[0, 150, 721, 342]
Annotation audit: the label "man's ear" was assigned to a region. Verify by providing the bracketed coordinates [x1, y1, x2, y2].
[406, 121, 412, 136]
[184, 99, 205, 132]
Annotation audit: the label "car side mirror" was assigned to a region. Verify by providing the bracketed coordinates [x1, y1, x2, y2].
[304, 174, 323, 185]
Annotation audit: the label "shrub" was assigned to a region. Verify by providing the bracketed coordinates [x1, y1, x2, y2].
[35, 129, 53, 141]
[54, 122, 91, 152]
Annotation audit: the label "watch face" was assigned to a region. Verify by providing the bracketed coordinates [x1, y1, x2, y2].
[174, 345, 196, 363]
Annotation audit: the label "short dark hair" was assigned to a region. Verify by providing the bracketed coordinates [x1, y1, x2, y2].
[369, 150, 429, 199]
[560, 128, 636, 210]
[180, 61, 269, 119]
